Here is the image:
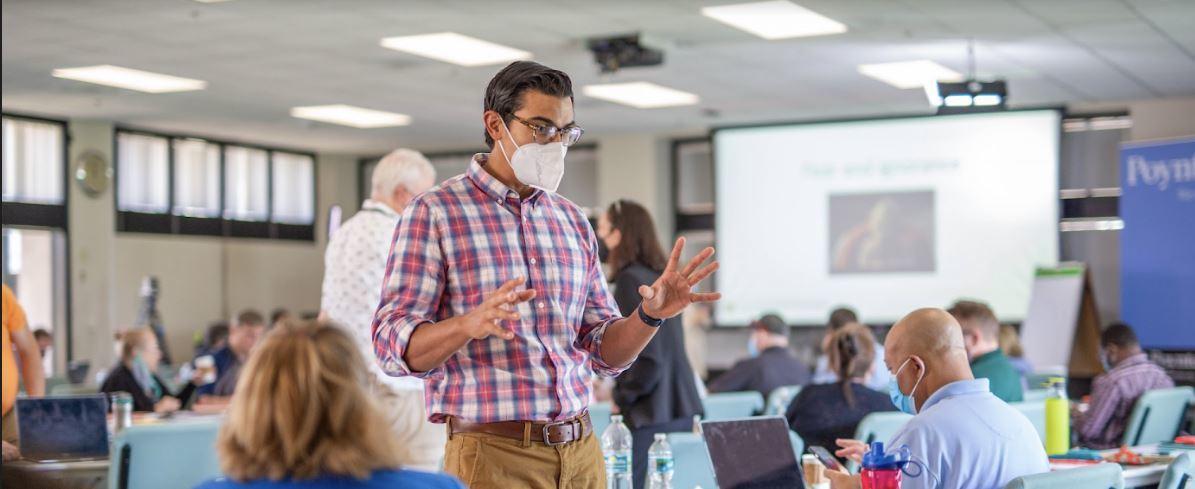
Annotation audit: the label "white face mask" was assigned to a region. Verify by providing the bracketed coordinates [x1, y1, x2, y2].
[496, 118, 567, 193]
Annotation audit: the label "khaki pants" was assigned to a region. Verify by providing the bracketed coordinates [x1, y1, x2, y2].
[372, 381, 446, 472]
[444, 430, 606, 489]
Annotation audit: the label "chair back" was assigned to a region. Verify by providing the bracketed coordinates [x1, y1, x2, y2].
[766, 385, 803, 415]
[702, 391, 765, 421]
[1159, 452, 1193, 489]
[107, 419, 222, 489]
[853, 411, 913, 445]
[848, 411, 912, 472]
[788, 429, 804, 461]
[667, 432, 717, 489]
[1122, 386, 1194, 446]
[1011, 401, 1047, 444]
[1003, 463, 1123, 489]
[589, 402, 613, 438]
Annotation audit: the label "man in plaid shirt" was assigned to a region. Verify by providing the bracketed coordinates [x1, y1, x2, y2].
[372, 61, 719, 488]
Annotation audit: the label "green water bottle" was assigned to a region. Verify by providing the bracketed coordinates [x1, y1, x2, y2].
[1044, 377, 1070, 455]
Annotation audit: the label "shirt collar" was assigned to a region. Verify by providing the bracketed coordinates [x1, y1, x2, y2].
[1113, 352, 1149, 371]
[360, 199, 399, 218]
[921, 378, 990, 412]
[468, 153, 543, 205]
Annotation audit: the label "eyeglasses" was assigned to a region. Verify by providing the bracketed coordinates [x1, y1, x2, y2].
[510, 115, 585, 147]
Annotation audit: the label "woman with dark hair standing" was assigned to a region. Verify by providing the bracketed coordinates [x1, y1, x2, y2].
[597, 200, 704, 489]
[785, 323, 894, 457]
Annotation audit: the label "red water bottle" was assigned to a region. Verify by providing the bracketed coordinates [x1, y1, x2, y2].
[859, 442, 906, 489]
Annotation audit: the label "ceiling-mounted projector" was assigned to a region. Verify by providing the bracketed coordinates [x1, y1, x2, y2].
[927, 79, 1008, 114]
[586, 34, 664, 74]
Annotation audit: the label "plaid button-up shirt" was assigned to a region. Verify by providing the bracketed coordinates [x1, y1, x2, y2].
[1075, 353, 1174, 448]
[372, 154, 627, 423]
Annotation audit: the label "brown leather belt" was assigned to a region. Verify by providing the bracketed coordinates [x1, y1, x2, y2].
[448, 411, 593, 446]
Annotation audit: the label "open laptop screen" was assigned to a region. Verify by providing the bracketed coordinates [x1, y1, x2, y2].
[701, 416, 805, 489]
[17, 395, 109, 461]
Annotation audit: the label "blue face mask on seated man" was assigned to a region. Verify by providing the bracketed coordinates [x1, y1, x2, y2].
[888, 357, 926, 415]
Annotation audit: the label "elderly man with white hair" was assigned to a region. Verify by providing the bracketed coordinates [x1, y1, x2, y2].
[319, 148, 440, 470]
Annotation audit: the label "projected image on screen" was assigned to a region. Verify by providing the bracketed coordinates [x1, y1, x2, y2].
[829, 191, 935, 274]
[715, 110, 1060, 325]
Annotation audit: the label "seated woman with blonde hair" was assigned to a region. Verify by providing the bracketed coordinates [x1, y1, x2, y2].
[195, 320, 462, 489]
[101, 328, 203, 413]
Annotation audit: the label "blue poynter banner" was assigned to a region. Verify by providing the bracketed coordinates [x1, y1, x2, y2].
[1120, 136, 1195, 350]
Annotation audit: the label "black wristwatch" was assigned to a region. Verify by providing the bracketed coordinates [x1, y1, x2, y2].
[637, 306, 665, 328]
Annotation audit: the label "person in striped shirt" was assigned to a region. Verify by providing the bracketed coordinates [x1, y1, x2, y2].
[1075, 322, 1174, 448]
[372, 61, 720, 488]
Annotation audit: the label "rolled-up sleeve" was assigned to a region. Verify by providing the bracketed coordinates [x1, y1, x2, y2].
[372, 199, 446, 380]
[574, 229, 627, 378]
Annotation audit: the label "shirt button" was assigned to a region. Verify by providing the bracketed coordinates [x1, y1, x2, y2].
[529, 258, 537, 265]
[538, 302, 546, 309]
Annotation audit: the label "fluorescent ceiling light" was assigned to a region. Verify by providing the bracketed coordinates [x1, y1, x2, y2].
[582, 82, 699, 109]
[380, 32, 531, 66]
[51, 65, 207, 93]
[701, 1, 847, 40]
[973, 94, 1002, 106]
[290, 105, 411, 128]
[943, 94, 973, 107]
[857, 60, 962, 89]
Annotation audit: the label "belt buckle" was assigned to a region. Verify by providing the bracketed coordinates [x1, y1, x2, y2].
[542, 421, 569, 446]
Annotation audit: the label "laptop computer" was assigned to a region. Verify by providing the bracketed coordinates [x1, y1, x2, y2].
[701, 416, 806, 489]
[16, 395, 110, 463]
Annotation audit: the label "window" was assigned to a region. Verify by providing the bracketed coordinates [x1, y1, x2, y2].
[271, 152, 315, 225]
[223, 145, 269, 221]
[674, 140, 714, 215]
[3, 117, 65, 205]
[2, 227, 69, 373]
[557, 145, 598, 212]
[117, 132, 170, 213]
[672, 138, 715, 233]
[172, 138, 221, 218]
[672, 138, 717, 295]
[114, 128, 317, 240]
[1, 114, 71, 368]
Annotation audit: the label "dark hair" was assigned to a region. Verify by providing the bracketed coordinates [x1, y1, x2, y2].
[1101, 322, 1139, 349]
[206, 321, 230, 347]
[483, 61, 574, 147]
[828, 307, 858, 331]
[270, 308, 291, 326]
[947, 300, 999, 341]
[605, 199, 668, 274]
[829, 323, 876, 408]
[32, 329, 51, 341]
[235, 309, 265, 328]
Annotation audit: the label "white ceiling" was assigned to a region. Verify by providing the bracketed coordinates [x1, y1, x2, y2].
[3, 0, 1194, 155]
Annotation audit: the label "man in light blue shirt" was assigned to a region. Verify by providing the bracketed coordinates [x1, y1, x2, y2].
[829, 308, 1048, 489]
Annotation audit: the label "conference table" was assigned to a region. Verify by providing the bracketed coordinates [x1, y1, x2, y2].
[1049, 443, 1194, 488]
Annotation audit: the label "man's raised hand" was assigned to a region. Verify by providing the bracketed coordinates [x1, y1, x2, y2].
[638, 237, 721, 320]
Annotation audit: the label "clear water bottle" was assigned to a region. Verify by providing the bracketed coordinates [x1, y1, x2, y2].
[602, 414, 633, 489]
[111, 392, 133, 434]
[648, 433, 674, 489]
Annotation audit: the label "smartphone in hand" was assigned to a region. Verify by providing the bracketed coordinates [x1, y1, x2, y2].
[808, 445, 843, 471]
